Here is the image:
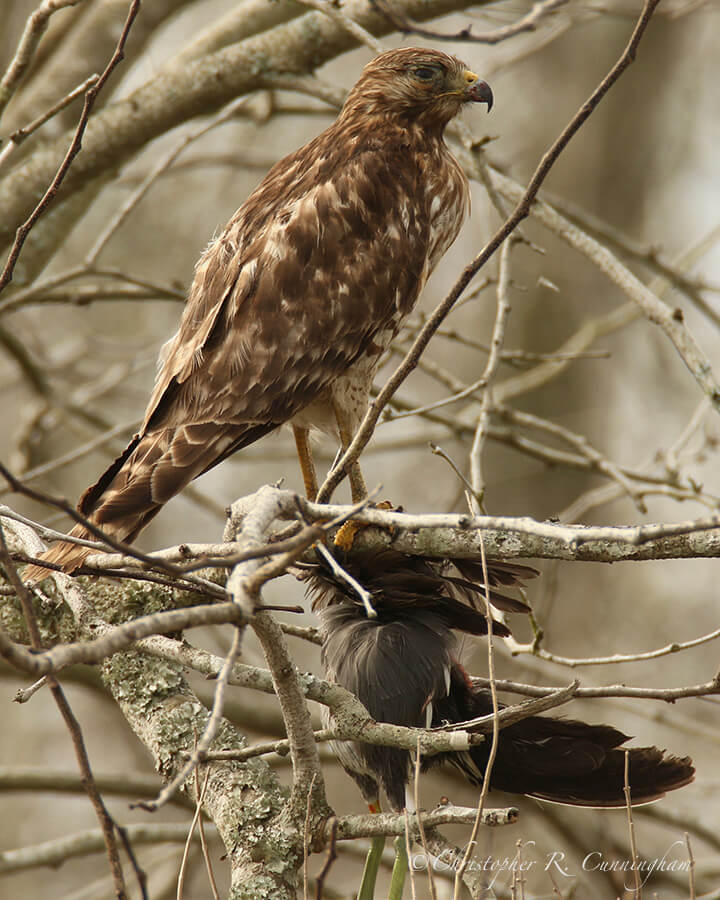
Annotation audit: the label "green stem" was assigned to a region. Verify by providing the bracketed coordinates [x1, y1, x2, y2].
[387, 835, 408, 900]
[358, 834, 386, 900]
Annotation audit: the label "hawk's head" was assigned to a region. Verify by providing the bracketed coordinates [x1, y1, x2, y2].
[343, 47, 492, 131]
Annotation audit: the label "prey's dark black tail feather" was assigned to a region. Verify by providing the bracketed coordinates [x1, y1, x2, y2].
[438, 670, 694, 807]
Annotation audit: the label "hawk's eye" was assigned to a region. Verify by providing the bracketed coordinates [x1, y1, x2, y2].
[413, 66, 437, 81]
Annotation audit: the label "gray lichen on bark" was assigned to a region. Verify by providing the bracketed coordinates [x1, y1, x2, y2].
[101, 647, 304, 899]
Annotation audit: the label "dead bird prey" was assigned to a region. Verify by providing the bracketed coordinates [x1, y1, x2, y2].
[304, 549, 694, 895]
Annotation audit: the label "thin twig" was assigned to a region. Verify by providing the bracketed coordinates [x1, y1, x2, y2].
[470, 674, 720, 703]
[298, 0, 384, 52]
[402, 807, 416, 900]
[623, 750, 642, 898]
[13, 676, 48, 703]
[177, 768, 211, 900]
[505, 626, 720, 667]
[413, 736, 436, 900]
[197, 768, 220, 897]
[430, 443, 481, 509]
[470, 239, 514, 501]
[0, 522, 129, 898]
[314, 817, 338, 900]
[370, 0, 566, 45]
[440, 682, 579, 733]
[0, 264, 184, 316]
[454, 528, 499, 899]
[0, 74, 98, 170]
[303, 772, 317, 900]
[685, 832, 696, 900]
[314, 541, 376, 618]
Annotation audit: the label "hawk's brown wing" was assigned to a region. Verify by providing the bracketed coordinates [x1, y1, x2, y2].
[144, 132, 439, 435]
[27, 133, 447, 576]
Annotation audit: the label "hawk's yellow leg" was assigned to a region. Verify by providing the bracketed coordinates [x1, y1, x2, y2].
[292, 425, 319, 502]
[332, 399, 368, 503]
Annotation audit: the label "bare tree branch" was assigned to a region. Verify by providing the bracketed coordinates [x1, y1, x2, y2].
[489, 169, 720, 416]
[0, 0, 141, 293]
[370, 0, 566, 45]
[0, 824, 213, 875]
[0, 0, 87, 121]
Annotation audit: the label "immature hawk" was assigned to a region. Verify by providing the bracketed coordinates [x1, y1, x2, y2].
[27, 48, 493, 578]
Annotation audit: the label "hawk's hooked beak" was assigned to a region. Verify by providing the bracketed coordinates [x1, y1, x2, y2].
[462, 70, 493, 111]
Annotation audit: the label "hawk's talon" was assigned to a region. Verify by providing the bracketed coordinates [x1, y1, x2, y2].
[333, 498, 401, 551]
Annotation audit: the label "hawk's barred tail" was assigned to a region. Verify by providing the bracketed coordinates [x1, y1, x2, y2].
[23, 432, 145, 583]
[23, 524, 98, 583]
[23, 426, 222, 583]
[23, 420, 278, 583]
